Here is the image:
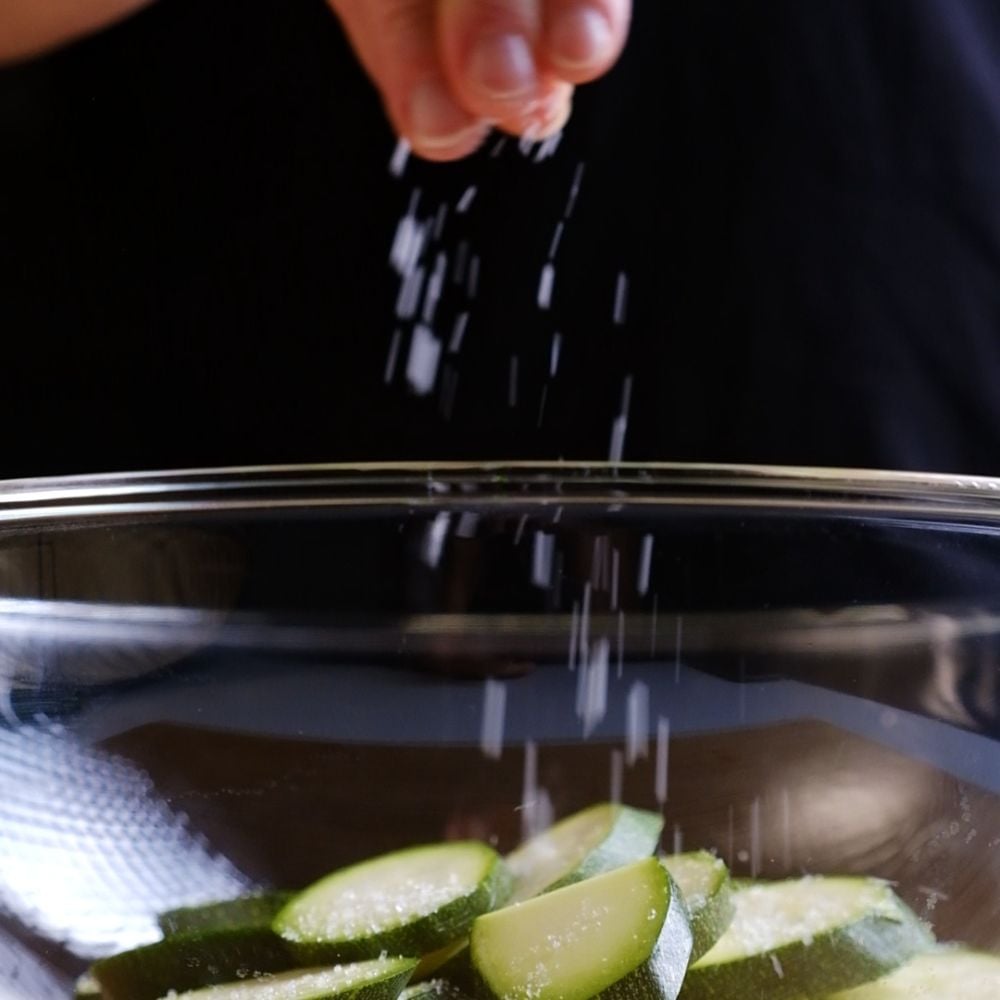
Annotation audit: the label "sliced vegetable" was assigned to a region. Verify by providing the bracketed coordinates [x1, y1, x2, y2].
[399, 978, 474, 1000]
[275, 841, 511, 964]
[93, 927, 293, 1000]
[161, 956, 417, 1000]
[826, 948, 1000, 999]
[505, 802, 664, 903]
[659, 852, 733, 962]
[159, 893, 294, 937]
[74, 969, 101, 999]
[471, 855, 692, 1000]
[679, 877, 933, 1000]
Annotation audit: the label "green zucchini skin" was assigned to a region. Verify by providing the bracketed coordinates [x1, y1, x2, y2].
[92, 927, 295, 1000]
[276, 843, 512, 966]
[678, 881, 934, 1000]
[471, 858, 692, 1000]
[159, 893, 294, 936]
[659, 853, 734, 963]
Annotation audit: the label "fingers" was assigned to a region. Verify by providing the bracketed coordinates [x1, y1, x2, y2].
[541, 0, 631, 83]
[330, 0, 631, 161]
[331, 0, 489, 161]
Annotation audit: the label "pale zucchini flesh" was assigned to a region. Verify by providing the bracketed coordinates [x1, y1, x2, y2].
[161, 956, 417, 1000]
[659, 853, 733, 963]
[825, 949, 1000, 999]
[506, 803, 664, 904]
[275, 842, 511, 963]
[472, 855, 691, 1000]
[679, 877, 933, 1000]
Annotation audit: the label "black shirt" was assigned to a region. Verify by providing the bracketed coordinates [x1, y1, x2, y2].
[3, 0, 1000, 476]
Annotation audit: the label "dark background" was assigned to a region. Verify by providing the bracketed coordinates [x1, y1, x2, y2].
[4, 0, 1000, 477]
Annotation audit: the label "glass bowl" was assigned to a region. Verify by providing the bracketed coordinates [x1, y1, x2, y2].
[1, 462, 998, 996]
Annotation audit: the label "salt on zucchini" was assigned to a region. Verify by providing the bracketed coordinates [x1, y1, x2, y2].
[678, 876, 934, 1000]
[659, 852, 733, 962]
[505, 802, 664, 903]
[825, 948, 1000, 999]
[471, 855, 692, 1000]
[274, 841, 511, 964]
[160, 955, 417, 1000]
[93, 926, 294, 1000]
[159, 892, 294, 937]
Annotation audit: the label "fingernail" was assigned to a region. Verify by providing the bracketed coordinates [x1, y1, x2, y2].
[550, 5, 614, 70]
[468, 33, 537, 99]
[410, 79, 483, 149]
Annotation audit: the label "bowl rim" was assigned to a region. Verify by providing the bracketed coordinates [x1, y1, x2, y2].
[2, 461, 1000, 527]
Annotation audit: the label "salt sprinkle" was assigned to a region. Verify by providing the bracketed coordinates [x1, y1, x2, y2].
[389, 138, 411, 178]
[480, 680, 507, 760]
[654, 717, 670, 804]
[625, 681, 650, 765]
[538, 263, 556, 311]
[456, 186, 478, 214]
[405, 323, 442, 396]
[383, 328, 403, 384]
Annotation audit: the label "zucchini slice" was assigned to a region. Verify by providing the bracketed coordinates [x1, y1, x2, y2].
[74, 969, 102, 999]
[659, 852, 733, 962]
[826, 948, 1000, 999]
[679, 877, 933, 1000]
[506, 803, 664, 903]
[275, 841, 511, 964]
[159, 893, 294, 936]
[93, 927, 294, 1000]
[161, 956, 417, 1000]
[471, 855, 692, 1000]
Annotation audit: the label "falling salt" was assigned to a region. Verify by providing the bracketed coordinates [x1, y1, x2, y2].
[456, 513, 479, 538]
[538, 263, 556, 310]
[578, 637, 609, 737]
[611, 548, 621, 611]
[520, 740, 538, 839]
[548, 222, 565, 261]
[613, 272, 629, 326]
[532, 532, 556, 588]
[535, 130, 564, 162]
[770, 955, 784, 979]
[395, 264, 426, 320]
[490, 135, 508, 158]
[537, 384, 549, 428]
[609, 749, 624, 804]
[422, 252, 448, 326]
[421, 512, 451, 568]
[452, 241, 470, 285]
[579, 582, 592, 667]
[673, 824, 684, 854]
[514, 514, 528, 545]
[568, 600, 580, 671]
[637, 534, 654, 596]
[508, 355, 519, 408]
[609, 416, 628, 465]
[406, 324, 442, 396]
[650, 593, 659, 657]
[480, 680, 507, 760]
[389, 138, 411, 178]
[655, 716, 670, 804]
[550, 333, 563, 376]
[383, 329, 403, 384]
[456, 186, 478, 214]
[625, 681, 649, 765]
[565, 162, 586, 218]
[432, 202, 449, 241]
[448, 312, 469, 354]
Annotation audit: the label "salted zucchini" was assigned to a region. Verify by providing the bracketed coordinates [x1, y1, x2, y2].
[93, 926, 294, 1000]
[826, 948, 1000, 998]
[506, 803, 664, 904]
[678, 877, 933, 1000]
[471, 855, 692, 1000]
[275, 842, 511, 964]
[659, 852, 733, 962]
[161, 955, 417, 1000]
[159, 893, 294, 936]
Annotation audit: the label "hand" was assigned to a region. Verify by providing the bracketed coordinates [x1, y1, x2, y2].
[328, 0, 631, 160]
